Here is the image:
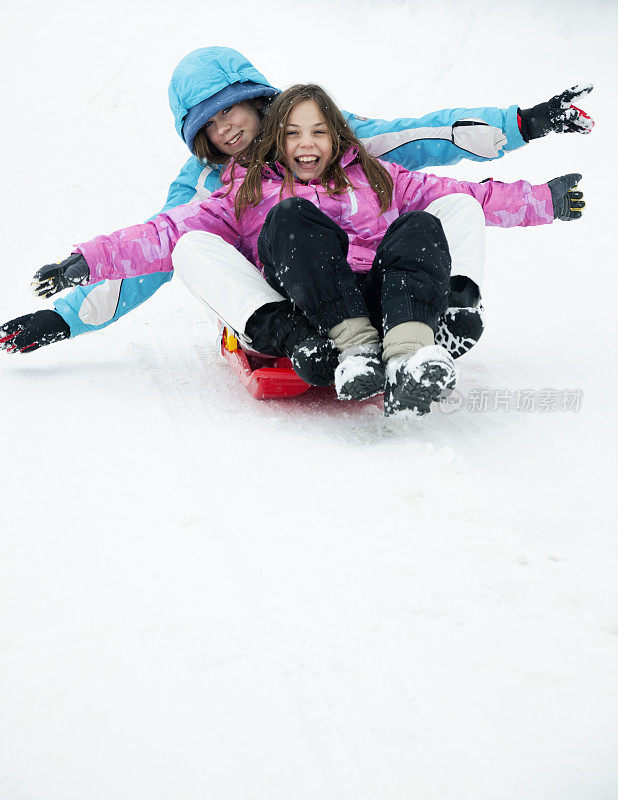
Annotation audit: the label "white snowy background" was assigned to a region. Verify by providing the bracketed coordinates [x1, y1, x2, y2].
[1, 1, 617, 798]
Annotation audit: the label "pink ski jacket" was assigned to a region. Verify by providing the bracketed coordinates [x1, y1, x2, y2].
[76, 148, 553, 282]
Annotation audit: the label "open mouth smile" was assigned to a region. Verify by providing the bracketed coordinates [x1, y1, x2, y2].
[295, 155, 320, 167]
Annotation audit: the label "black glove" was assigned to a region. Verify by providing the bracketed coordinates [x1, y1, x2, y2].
[548, 174, 585, 221]
[519, 85, 594, 141]
[31, 254, 90, 299]
[0, 310, 71, 353]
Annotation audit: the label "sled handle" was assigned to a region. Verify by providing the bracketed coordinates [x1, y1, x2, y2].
[222, 327, 238, 352]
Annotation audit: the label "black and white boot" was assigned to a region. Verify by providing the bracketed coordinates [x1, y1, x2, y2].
[435, 303, 484, 359]
[435, 276, 484, 359]
[384, 345, 457, 418]
[335, 343, 386, 401]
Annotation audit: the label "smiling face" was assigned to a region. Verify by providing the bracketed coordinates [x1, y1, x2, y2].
[204, 101, 262, 157]
[283, 100, 333, 181]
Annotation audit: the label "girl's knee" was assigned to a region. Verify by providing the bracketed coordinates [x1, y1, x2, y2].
[172, 230, 229, 271]
[395, 210, 449, 244]
[426, 193, 485, 224]
[265, 196, 316, 225]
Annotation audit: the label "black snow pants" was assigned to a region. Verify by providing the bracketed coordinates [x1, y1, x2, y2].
[256, 197, 452, 338]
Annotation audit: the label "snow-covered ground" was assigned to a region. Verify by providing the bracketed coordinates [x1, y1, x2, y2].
[1, 1, 617, 798]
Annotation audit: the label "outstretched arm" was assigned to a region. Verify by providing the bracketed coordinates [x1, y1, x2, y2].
[345, 105, 517, 169]
[344, 85, 594, 171]
[74, 195, 241, 284]
[390, 162, 585, 228]
[2, 192, 241, 353]
[34, 156, 225, 341]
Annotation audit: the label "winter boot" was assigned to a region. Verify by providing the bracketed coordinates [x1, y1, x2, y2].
[283, 312, 339, 386]
[334, 342, 386, 401]
[435, 306, 484, 359]
[435, 276, 484, 359]
[384, 345, 457, 418]
[290, 334, 339, 386]
[245, 301, 339, 386]
[328, 317, 384, 401]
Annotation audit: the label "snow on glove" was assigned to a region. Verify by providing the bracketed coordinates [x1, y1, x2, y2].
[548, 174, 585, 221]
[31, 253, 90, 298]
[519, 85, 594, 141]
[0, 310, 71, 353]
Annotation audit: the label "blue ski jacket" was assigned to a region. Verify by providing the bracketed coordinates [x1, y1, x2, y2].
[54, 47, 526, 337]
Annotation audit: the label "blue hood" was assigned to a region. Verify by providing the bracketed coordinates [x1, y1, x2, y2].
[168, 47, 279, 149]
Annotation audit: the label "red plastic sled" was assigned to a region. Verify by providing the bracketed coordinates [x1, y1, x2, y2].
[220, 327, 311, 400]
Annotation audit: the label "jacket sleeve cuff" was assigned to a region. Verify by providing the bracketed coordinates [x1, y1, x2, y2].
[74, 242, 105, 282]
[503, 104, 527, 151]
[534, 183, 555, 223]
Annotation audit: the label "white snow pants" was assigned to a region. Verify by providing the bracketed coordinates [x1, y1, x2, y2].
[171, 193, 485, 346]
[425, 193, 485, 286]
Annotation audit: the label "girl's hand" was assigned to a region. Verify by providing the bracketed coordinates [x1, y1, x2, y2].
[31, 254, 90, 298]
[548, 174, 585, 221]
[0, 310, 71, 353]
[520, 85, 594, 140]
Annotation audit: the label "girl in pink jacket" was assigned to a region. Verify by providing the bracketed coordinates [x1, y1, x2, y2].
[13, 84, 585, 417]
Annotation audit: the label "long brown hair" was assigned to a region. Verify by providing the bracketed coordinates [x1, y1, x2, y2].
[233, 84, 394, 219]
[193, 127, 229, 165]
